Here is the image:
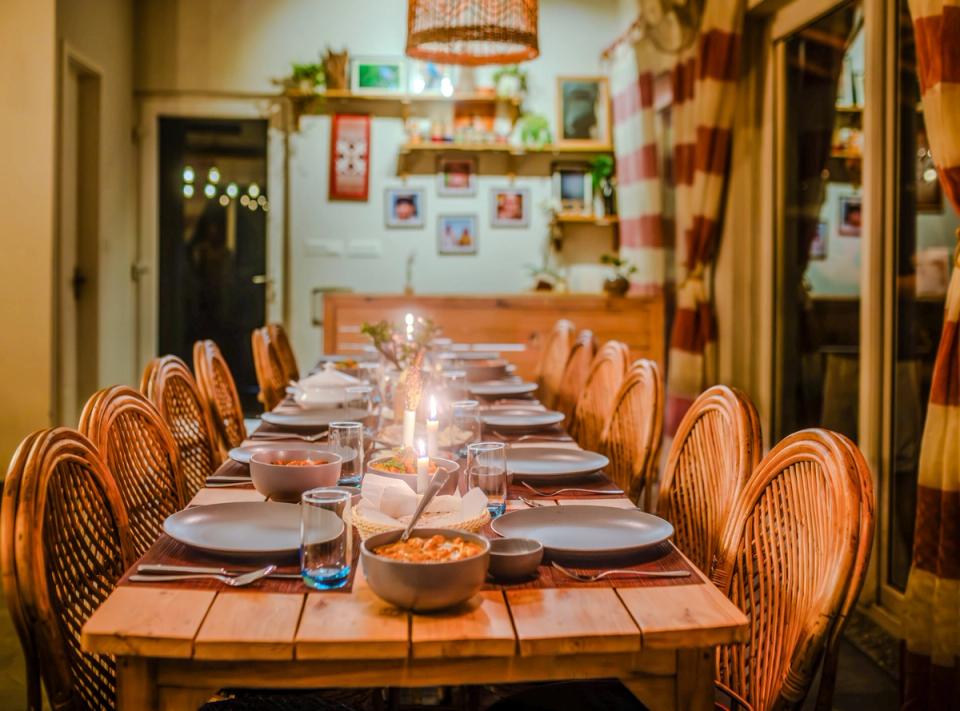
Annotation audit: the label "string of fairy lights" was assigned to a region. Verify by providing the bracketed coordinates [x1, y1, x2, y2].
[181, 165, 269, 212]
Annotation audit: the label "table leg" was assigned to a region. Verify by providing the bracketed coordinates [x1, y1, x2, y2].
[676, 648, 714, 710]
[117, 657, 157, 711]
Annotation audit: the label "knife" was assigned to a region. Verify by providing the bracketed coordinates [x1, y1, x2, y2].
[137, 563, 302, 580]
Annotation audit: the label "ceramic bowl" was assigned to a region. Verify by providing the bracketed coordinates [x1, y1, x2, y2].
[488, 538, 544, 581]
[366, 456, 460, 495]
[361, 527, 490, 611]
[249, 449, 342, 502]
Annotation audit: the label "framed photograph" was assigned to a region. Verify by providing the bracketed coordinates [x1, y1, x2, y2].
[437, 157, 476, 196]
[809, 221, 828, 260]
[837, 195, 862, 237]
[916, 125, 943, 212]
[438, 214, 478, 255]
[328, 113, 370, 201]
[408, 60, 458, 96]
[384, 187, 425, 228]
[552, 163, 592, 213]
[350, 56, 406, 94]
[490, 187, 530, 227]
[556, 76, 611, 147]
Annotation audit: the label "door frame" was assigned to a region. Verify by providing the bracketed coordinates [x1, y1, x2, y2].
[134, 92, 289, 371]
[56, 42, 102, 425]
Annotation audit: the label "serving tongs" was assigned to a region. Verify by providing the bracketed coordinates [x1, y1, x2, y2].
[400, 467, 456, 542]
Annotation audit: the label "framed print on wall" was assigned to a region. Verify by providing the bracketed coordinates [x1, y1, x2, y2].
[350, 56, 406, 94]
[490, 187, 530, 227]
[384, 187, 425, 228]
[329, 113, 370, 201]
[551, 162, 592, 214]
[556, 76, 611, 147]
[438, 214, 478, 255]
[408, 60, 458, 96]
[437, 157, 476, 196]
[837, 195, 862, 237]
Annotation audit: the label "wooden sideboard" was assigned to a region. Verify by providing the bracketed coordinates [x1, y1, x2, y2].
[323, 293, 664, 380]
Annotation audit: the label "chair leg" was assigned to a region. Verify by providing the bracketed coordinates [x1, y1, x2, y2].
[814, 642, 841, 711]
[25, 649, 41, 711]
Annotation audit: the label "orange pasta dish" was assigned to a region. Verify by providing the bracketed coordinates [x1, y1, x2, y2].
[373, 534, 484, 562]
[272, 459, 322, 466]
[369, 448, 440, 475]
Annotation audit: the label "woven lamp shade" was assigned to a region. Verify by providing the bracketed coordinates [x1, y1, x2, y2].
[406, 0, 539, 66]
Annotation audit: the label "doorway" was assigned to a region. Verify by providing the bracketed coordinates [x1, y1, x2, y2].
[57, 50, 101, 425]
[157, 117, 269, 414]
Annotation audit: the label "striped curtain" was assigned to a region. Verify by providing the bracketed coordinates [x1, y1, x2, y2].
[903, 1, 960, 706]
[611, 41, 668, 296]
[664, 0, 746, 433]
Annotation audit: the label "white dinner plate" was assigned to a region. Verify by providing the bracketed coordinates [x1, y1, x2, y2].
[480, 407, 564, 432]
[229, 442, 333, 465]
[491, 505, 674, 562]
[506, 447, 609, 480]
[163, 501, 302, 556]
[261, 406, 368, 429]
[468, 381, 538, 397]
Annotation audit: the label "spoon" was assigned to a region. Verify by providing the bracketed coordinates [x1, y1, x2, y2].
[400, 467, 454, 542]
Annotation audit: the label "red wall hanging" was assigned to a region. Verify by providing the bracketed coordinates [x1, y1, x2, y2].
[329, 113, 371, 201]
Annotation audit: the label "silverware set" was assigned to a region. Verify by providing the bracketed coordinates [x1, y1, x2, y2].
[521, 481, 624, 497]
[551, 562, 690, 581]
[129, 563, 300, 585]
[249, 431, 328, 442]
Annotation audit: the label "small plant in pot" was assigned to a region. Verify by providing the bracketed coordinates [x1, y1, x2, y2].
[289, 61, 325, 93]
[493, 65, 527, 99]
[514, 112, 552, 149]
[600, 254, 636, 297]
[589, 155, 616, 217]
[524, 263, 563, 292]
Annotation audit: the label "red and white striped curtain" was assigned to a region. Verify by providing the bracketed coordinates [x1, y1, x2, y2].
[903, 0, 960, 706]
[663, 0, 746, 433]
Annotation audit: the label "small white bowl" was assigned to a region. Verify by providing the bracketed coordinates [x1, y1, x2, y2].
[366, 456, 460, 495]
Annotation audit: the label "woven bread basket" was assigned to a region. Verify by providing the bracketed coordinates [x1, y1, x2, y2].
[352, 506, 491, 540]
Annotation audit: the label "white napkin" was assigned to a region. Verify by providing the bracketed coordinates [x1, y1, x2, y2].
[358, 473, 488, 527]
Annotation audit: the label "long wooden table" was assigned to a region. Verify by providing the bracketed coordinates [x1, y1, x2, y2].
[81, 408, 746, 711]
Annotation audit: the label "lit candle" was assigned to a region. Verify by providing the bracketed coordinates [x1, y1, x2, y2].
[416, 439, 429, 494]
[402, 407, 416, 449]
[426, 395, 439, 457]
[404, 312, 415, 341]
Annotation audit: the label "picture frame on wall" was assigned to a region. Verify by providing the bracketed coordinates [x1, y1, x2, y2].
[384, 187, 425, 228]
[556, 76, 611, 147]
[551, 162, 592, 214]
[408, 60, 457, 96]
[350, 56, 406, 94]
[916, 125, 943, 212]
[328, 113, 370, 201]
[490, 187, 530, 227]
[837, 195, 862, 237]
[437, 157, 477, 196]
[809, 221, 828, 260]
[438, 214, 478, 255]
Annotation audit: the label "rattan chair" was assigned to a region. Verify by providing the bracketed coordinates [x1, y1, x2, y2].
[142, 355, 222, 499]
[554, 330, 597, 424]
[599, 359, 663, 510]
[8, 428, 135, 711]
[193, 339, 247, 451]
[79, 385, 187, 558]
[252, 326, 287, 412]
[712, 429, 875, 711]
[268, 322, 299, 383]
[656, 385, 761, 577]
[570, 340, 630, 451]
[535, 319, 575, 410]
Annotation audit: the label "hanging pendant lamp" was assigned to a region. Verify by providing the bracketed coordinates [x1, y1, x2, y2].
[406, 0, 539, 66]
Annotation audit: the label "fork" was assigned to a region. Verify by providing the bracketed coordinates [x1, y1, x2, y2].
[519, 496, 553, 508]
[250, 431, 327, 442]
[551, 562, 690, 581]
[127, 565, 277, 586]
[521, 481, 624, 497]
[512, 434, 573, 442]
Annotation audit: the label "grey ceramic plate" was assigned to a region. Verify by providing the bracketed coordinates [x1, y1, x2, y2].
[490, 505, 674, 562]
[480, 407, 564, 431]
[163, 501, 302, 556]
[506, 447, 609, 480]
[229, 442, 332, 465]
[469, 381, 538, 397]
[261, 407, 368, 429]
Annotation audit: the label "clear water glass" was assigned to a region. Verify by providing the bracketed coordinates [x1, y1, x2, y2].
[346, 385, 379, 439]
[300, 487, 353, 589]
[442, 369, 468, 403]
[451, 399, 481, 458]
[329, 421, 363, 486]
[467, 441, 508, 518]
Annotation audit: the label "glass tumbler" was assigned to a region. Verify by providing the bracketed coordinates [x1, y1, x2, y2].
[300, 488, 353, 589]
[442, 369, 468, 403]
[451, 399, 481, 458]
[345, 385, 379, 439]
[467, 441, 508, 518]
[329, 421, 363, 486]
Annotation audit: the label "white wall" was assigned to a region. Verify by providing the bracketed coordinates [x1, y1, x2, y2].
[58, 0, 138, 391]
[136, 0, 623, 367]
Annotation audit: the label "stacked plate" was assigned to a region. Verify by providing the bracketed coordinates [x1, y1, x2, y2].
[164, 501, 301, 556]
[506, 447, 609, 482]
[480, 406, 563, 432]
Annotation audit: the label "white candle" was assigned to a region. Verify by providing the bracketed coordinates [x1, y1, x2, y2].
[416, 439, 429, 494]
[426, 395, 439, 457]
[404, 312, 415, 341]
[402, 408, 416, 449]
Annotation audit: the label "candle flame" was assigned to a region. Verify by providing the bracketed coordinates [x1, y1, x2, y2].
[417, 438, 426, 457]
[429, 394, 437, 420]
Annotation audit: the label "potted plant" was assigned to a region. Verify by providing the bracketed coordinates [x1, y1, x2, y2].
[493, 65, 527, 99]
[289, 61, 325, 93]
[589, 155, 616, 217]
[600, 253, 636, 297]
[524, 263, 563, 292]
[514, 112, 552, 149]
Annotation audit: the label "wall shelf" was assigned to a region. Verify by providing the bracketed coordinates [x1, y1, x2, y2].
[399, 142, 613, 156]
[555, 214, 619, 226]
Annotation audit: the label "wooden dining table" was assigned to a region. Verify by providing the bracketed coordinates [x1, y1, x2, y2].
[81, 373, 747, 711]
